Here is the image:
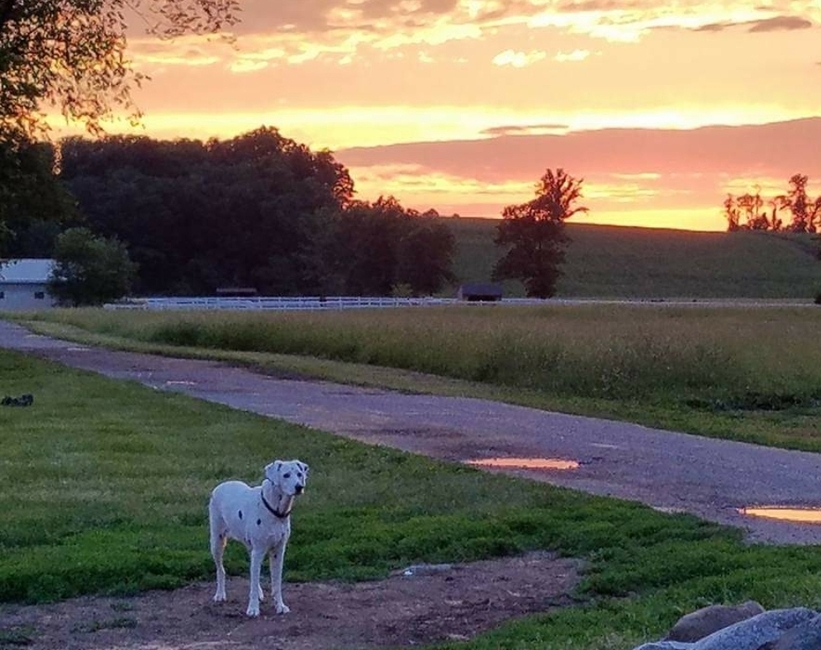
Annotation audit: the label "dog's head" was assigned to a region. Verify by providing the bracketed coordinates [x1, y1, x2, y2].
[264, 459, 309, 497]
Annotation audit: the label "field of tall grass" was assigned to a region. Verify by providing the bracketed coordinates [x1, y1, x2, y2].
[17, 303, 821, 452]
[25, 304, 821, 402]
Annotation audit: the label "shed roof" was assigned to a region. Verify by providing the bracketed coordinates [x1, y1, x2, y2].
[459, 282, 503, 296]
[0, 259, 55, 283]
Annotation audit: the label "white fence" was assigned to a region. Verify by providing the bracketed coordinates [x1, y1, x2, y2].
[104, 296, 469, 311]
[103, 296, 815, 312]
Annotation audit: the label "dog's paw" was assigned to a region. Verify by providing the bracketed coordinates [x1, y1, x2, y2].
[275, 603, 290, 615]
[213, 591, 227, 603]
[246, 604, 261, 617]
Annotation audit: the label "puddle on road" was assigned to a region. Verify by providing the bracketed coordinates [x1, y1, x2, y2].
[465, 457, 580, 470]
[739, 506, 821, 524]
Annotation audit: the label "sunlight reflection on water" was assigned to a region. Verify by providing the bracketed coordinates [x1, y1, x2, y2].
[739, 506, 821, 524]
[464, 458, 580, 470]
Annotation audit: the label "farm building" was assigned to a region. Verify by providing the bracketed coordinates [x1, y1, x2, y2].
[0, 259, 57, 310]
[456, 283, 503, 302]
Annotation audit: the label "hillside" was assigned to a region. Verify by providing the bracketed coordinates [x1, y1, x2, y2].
[445, 218, 821, 299]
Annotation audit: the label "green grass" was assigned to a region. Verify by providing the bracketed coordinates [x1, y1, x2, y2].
[15, 304, 821, 453]
[7, 319, 821, 650]
[0, 347, 721, 600]
[4, 347, 821, 650]
[446, 218, 821, 299]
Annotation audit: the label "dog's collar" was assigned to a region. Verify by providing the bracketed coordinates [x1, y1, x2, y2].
[261, 491, 292, 519]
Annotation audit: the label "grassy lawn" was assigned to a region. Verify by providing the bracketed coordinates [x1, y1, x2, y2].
[14, 304, 821, 453]
[4, 345, 821, 650]
[447, 218, 821, 299]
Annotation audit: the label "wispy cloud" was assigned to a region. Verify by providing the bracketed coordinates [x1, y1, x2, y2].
[492, 49, 547, 67]
[129, 38, 224, 67]
[129, 0, 821, 72]
[482, 124, 569, 137]
[230, 59, 270, 73]
[695, 14, 814, 32]
[554, 49, 590, 62]
[747, 15, 813, 32]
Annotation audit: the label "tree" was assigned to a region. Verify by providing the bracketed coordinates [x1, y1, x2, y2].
[331, 196, 456, 296]
[0, 136, 79, 257]
[61, 128, 354, 295]
[396, 220, 455, 295]
[785, 174, 821, 233]
[492, 168, 587, 298]
[0, 0, 240, 140]
[725, 175, 820, 233]
[332, 196, 409, 296]
[48, 227, 137, 305]
[723, 194, 740, 231]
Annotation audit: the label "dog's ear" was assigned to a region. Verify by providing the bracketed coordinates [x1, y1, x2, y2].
[264, 461, 283, 482]
[297, 461, 309, 475]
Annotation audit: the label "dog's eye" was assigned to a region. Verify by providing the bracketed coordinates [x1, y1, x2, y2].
[283, 472, 291, 479]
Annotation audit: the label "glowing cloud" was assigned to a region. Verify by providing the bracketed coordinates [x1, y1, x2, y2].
[492, 49, 547, 67]
[554, 49, 590, 62]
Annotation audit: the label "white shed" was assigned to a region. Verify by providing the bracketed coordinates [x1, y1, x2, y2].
[0, 259, 57, 310]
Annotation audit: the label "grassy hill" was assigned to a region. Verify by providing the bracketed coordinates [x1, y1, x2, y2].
[445, 217, 821, 299]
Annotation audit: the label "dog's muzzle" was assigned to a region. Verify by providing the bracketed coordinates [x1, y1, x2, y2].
[295, 485, 304, 495]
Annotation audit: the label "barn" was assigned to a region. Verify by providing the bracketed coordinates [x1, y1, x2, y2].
[0, 259, 57, 310]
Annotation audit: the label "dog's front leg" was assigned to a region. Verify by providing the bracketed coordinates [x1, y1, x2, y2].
[269, 540, 290, 614]
[247, 548, 265, 617]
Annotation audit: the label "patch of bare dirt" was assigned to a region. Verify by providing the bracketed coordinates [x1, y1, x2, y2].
[0, 553, 581, 650]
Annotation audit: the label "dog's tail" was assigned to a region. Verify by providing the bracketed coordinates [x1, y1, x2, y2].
[208, 492, 225, 554]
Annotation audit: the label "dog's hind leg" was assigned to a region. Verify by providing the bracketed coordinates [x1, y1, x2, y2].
[247, 548, 265, 617]
[209, 504, 228, 603]
[269, 540, 290, 614]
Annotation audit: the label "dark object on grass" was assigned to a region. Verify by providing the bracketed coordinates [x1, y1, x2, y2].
[1, 394, 34, 407]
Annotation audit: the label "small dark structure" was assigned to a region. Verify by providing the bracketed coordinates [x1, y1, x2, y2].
[456, 283, 503, 302]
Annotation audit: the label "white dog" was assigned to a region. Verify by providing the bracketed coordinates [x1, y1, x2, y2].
[208, 459, 309, 617]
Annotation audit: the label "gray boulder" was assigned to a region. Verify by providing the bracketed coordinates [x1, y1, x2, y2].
[666, 601, 766, 642]
[692, 608, 817, 650]
[634, 642, 694, 650]
[765, 613, 821, 650]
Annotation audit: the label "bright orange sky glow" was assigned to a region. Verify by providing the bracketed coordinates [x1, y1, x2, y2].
[57, 0, 821, 231]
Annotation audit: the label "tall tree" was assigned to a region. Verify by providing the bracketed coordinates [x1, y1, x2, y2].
[785, 174, 821, 233]
[723, 194, 741, 231]
[493, 168, 587, 298]
[0, 0, 240, 140]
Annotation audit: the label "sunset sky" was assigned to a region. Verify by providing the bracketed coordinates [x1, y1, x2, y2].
[72, 0, 821, 231]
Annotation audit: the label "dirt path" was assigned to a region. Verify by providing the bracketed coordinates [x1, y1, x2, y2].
[3, 320, 821, 545]
[0, 553, 580, 650]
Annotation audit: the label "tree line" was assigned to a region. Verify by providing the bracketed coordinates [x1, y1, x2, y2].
[2, 128, 457, 303]
[724, 174, 821, 233]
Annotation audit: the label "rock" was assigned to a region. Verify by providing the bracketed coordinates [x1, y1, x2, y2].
[666, 601, 766, 642]
[766, 613, 821, 650]
[634, 642, 694, 650]
[692, 608, 817, 650]
[397, 563, 454, 576]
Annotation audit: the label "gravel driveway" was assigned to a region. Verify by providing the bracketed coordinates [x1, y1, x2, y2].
[3, 319, 821, 545]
